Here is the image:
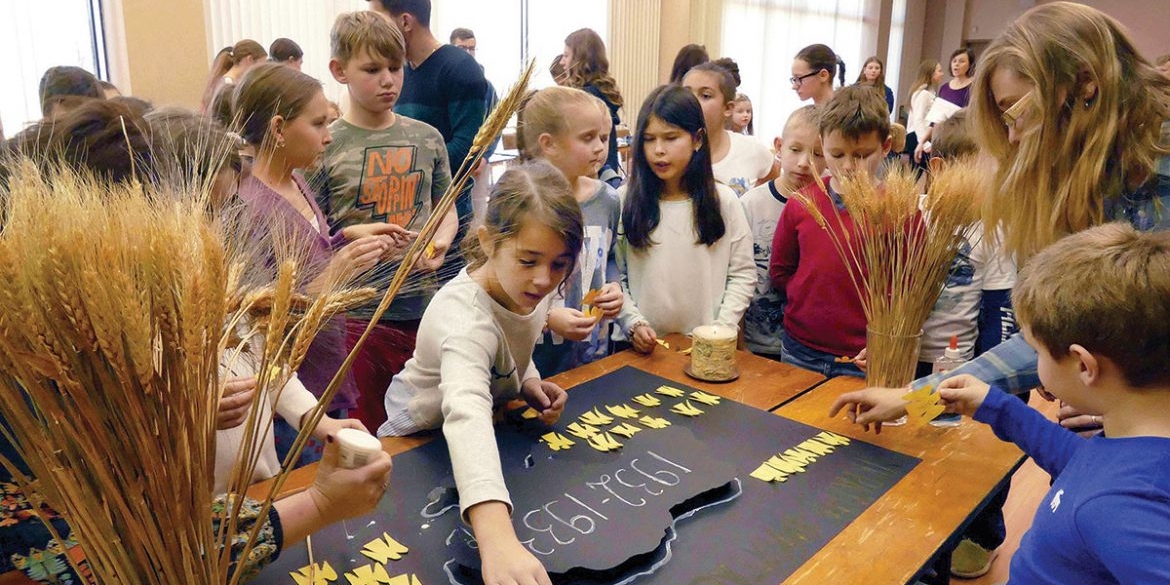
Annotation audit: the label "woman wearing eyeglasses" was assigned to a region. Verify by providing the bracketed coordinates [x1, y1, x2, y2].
[791, 44, 844, 106]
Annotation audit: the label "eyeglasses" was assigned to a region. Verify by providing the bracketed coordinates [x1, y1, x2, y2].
[790, 70, 822, 86]
[1001, 89, 1035, 128]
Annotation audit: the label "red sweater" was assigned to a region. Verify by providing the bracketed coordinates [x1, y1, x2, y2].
[769, 182, 867, 356]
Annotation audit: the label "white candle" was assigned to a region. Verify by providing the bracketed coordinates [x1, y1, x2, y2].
[690, 324, 738, 381]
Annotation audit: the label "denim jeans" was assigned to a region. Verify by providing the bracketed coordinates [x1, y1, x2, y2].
[780, 331, 864, 378]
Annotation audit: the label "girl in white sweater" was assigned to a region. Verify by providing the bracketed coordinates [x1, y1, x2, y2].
[616, 84, 755, 354]
[378, 161, 585, 585]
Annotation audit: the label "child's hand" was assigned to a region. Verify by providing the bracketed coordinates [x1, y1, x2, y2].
[827, 386, 909, 434]
[592, 282, 624, 317]
[341, 222, 417, 245]
[631, 324, 658, 354]
[547, 307, 598, 341]
[470, 502, 552, 585]
[309, 414, 369, 442]
[852, 348, 868, 372]
[308, 434, 393, 523]
[413, 239, 449, 272]
[332, 235, 393, 281]
[217, 376, 257, 430]
[521, 378, 566, 425]
[936, 374, 991, 417]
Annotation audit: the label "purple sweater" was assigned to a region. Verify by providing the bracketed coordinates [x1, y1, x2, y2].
[237, 173, 358, 411]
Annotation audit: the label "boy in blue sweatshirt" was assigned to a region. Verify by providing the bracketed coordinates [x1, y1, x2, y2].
[836, 223, 1170, 584]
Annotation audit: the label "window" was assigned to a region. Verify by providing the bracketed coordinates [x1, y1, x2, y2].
[0, 0, 108, 136]
[721, 0, 874, 140]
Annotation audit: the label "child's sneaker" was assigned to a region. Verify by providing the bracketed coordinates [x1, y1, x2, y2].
[951, 538, 996, 578]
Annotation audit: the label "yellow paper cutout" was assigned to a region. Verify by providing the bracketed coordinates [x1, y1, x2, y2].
[361, 532, 409, 564]
[584, 305, 604, 319]
[292, 562, 338, 585]
[541, 432, 575, 451]
[579, 408, 614, 426]
[903, 385, 946, 426]
[670, 400, 704, 417]
[656, 338, 671, 349]
[631, 393, 661, 407]
[582, 288, 600, 306]
[605, 404, 641, 419]
[639, 415, 672, 429]
[565, 422, 600, 439]
[424, 242, 436, 259]
[655, 385, 685, 398]
[344, 564, 391, 585]
[781, 447, 818, 465]
[411, 575, 425, 585]
[688, 391, 722, 406]
[814, 431, 852, 446]
[609, 422, 643, 438]
[587, 432, 623, 452]
[386, 575, 410, 585]
[520, 408, 540, 419]
[679, 346, 693, 355]
[749, 463, 790, 483]
[765, 455, 807, 474]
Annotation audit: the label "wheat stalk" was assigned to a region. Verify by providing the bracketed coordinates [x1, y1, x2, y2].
[790, 161, 982, 387]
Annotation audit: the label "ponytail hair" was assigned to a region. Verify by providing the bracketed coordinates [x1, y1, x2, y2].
[201, 39, 267, 112]
[231, 63, 322, 149]
[516, 86, 607, 161]
[796, 44, 845, 87]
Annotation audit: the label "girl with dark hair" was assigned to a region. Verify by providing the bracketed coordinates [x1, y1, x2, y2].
[792, 43, 845, 106]
[616, 84, 755, 353]
[562, 28, 625, 185]
[669, 43, 709, 84]
[684, 60, 773, 195]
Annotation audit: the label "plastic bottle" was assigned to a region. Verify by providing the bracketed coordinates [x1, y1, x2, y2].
[930, 336, 966, 427]
[336, 428, 384, 469]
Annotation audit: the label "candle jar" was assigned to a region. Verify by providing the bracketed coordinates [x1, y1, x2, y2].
[687, 324, 739, 382]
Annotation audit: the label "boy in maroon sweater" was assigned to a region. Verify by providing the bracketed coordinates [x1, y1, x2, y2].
[769, 85, 891, 377]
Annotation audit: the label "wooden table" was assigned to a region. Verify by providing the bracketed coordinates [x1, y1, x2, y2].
[776, 376, 1025, 584]
[252, 336, 1023, 585]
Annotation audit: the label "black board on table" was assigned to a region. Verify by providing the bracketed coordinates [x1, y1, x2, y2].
[255, 365, 919, 584]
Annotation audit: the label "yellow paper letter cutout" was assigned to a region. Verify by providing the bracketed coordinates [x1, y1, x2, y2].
[587, 432, 623, 452]
[541, 432, 575, 451]
[565, 422, 599, 439]
[579, 408, 614, 426]
[688, 391, 722, 406]
[344, 564, 391, 585]
[361, 532, 409, 564]
[609, 422, 643, 438]
[749, 463, 789, 483]
[903, 385, 946, 425]
[639, 415, 672, 429]
[655, 385, 685, 397]
[670, 400, 705, 417]
[292, 562, 338, 585]
[632, 393, 661, 407]
[605, 404, 641, 419]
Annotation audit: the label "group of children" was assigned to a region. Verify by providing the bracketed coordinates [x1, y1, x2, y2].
[6, 1, 1170, 584]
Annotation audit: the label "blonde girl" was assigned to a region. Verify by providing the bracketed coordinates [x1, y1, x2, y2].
[726, 92, 754, 135]
[683, 60, 773, 195]
[379, 161, 584, 585]
[617, 84, 755, 353]
[562, 28, 625, 184]
[518, 86, 624, 375]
